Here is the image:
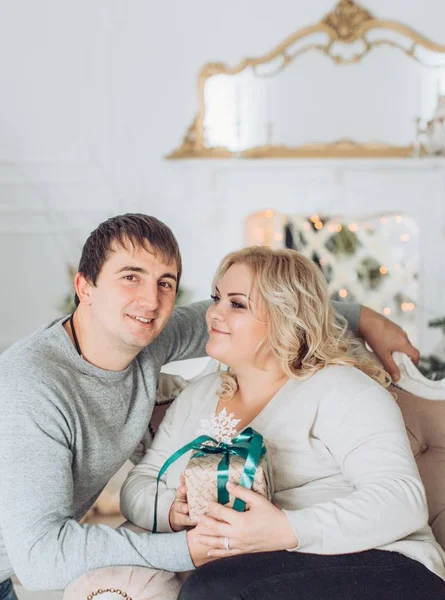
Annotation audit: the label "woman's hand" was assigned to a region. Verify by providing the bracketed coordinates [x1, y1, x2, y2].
[358, 306, 420, 382]
[169, 474, 194, 532]
[193, 482, 299, 558]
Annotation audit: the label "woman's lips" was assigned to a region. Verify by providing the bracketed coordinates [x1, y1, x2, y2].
[210, 328, 230, 335]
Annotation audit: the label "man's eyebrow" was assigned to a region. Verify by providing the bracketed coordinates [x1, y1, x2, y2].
[160, 272, 178, 282]
[116, 266, 146, 274]
[116, 266, 177, 281]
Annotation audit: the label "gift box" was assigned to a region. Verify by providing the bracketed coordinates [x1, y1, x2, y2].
[153, 427, 272, 532]
[184, 446, 272, 524]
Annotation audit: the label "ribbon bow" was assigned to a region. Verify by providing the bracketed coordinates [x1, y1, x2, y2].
[153, 427, 267, 533]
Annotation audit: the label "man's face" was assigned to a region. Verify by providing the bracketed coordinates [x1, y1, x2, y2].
[84, 241, 178, 353]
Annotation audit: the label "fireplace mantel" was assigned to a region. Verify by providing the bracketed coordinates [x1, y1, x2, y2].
[170, 157, 445, 171]
[167, 155, 445, 354]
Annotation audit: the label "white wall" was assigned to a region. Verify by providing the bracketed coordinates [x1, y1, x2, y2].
[1, 0, 445, 356]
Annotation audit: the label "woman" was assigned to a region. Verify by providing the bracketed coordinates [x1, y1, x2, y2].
[121, 246, 445, 600]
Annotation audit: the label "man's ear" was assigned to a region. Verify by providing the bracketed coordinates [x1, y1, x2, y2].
[74, 272, 93, 306]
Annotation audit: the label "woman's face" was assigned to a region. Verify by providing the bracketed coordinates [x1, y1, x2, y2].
[205, 263, 269, 370]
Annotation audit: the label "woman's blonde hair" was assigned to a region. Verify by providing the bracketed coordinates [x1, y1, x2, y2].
[213, 246, 390, 399]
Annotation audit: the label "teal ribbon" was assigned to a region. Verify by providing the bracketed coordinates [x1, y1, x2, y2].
[152, 427, 267, 533]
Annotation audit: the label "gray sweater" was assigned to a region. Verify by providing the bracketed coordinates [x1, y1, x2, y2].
[0, 300, 359, 590]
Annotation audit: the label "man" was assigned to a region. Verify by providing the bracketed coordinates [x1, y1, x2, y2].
[0, 214, 419, 596]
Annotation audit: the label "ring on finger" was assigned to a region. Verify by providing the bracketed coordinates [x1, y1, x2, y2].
[223, 536, 231, 550]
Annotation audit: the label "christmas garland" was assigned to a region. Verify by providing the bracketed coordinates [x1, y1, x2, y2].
[418, 318, 445, 381]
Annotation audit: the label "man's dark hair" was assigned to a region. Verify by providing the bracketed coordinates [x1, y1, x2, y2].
[74, 213, 182, 306]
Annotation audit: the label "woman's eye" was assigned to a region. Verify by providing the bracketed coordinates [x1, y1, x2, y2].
[231, 301, 246, 309]
[210, 294, 220, 303]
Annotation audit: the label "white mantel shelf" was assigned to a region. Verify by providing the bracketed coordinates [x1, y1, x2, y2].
[168, 157, 445, 171]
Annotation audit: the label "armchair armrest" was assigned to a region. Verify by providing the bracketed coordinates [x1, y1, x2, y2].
[63, 564, 183, 600]
[62, 523, 185, 600]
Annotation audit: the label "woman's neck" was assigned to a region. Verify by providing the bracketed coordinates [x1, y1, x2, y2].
[233, 365, 288, 407]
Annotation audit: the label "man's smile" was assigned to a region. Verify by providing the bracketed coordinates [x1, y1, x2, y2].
[127, 313, 155, 326]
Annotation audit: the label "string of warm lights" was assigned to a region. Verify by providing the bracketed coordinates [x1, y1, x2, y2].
[245, 209, 417, 316]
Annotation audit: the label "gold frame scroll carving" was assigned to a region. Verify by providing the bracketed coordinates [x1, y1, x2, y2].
[167, 0, 445, 159]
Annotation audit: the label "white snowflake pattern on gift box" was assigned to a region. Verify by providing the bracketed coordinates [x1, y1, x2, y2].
[199, 407, 241, 443]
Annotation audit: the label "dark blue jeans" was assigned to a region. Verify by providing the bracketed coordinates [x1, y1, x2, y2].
[0, 579, 18, 600]
[179, 550, 445, 600]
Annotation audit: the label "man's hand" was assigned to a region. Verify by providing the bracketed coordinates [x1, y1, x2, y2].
[169, 475, 193, 532]
[186, 524, 220, 567]
[358, 306, 420, 382]
[192, 482, 298, 558]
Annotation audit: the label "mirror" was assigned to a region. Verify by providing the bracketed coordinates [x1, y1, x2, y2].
[168, 0, 445, 159]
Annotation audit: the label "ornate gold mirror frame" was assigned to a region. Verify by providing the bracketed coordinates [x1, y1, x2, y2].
[167, 0, 445, 159]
